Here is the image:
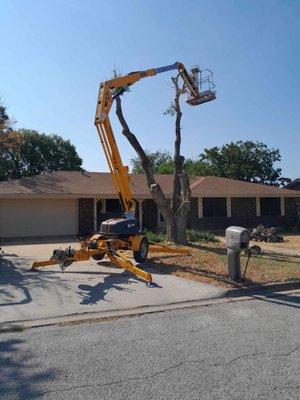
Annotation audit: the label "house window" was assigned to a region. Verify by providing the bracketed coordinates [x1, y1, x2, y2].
[106, 199, 122, 213]
[260, 197, 280, 216]
[203, 197, 227, 217]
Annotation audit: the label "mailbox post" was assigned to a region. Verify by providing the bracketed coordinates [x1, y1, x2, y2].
[226, 226, 250, 282]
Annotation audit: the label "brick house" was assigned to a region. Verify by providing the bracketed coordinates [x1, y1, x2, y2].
[285, 179, 300, 223]
[285, 179, 300, 191]
[0, 171, 299, 239]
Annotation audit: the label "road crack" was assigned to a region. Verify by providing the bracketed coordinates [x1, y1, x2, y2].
[38, 346, 299, 396]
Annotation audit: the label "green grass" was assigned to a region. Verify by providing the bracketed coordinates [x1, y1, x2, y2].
[144, 229, 220, 244]
[144, 230, 167, 243]
[187, 230, 220, 243]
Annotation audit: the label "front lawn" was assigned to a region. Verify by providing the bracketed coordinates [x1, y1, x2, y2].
[148, 234, 300, 287]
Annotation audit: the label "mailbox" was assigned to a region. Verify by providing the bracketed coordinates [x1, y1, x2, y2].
[225, 226, 251, 282]
[226, 226, 250, 251]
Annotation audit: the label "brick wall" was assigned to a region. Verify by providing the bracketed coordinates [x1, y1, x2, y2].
[189, 197, 298, 232]
[78, 198, 94, 235]
[78, 196, 299, 235]
[142, 199, 158, 231]
[285, 197, 297, 217]
[231, 197, 256, 218]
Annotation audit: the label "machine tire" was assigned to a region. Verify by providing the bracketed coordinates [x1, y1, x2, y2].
[133, 237, 149, 263]
[92, 252, 105, 261]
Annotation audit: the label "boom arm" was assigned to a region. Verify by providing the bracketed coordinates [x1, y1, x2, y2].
[94, 62, 210, 213]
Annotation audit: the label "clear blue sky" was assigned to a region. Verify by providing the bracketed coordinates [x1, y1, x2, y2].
[1, 0, 299, 178]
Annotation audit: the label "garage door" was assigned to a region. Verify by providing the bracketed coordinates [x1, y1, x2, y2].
[0, 198, 78, 238]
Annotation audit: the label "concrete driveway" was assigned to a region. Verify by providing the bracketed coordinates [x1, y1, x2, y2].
[0, 240, 226, 326]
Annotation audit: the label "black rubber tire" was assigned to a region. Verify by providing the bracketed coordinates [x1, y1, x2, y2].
[92, 252, 105, 261]
[133, 237, 149, 263]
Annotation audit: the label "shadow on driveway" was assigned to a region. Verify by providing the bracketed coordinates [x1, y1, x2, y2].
[77, 264, 162, 305]
[0, 257, 32, 307]
[0, 338, 58, 398]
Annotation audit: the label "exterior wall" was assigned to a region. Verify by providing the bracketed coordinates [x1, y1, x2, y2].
[285, 197, 297, 217]
[78, 196, 299, 235]
[79, 198, 158, 233]
[231, 197, 256, 219]
[142, 199, 158, 231]
[189, 197, 298, 232]
[78, 198, 94, 235]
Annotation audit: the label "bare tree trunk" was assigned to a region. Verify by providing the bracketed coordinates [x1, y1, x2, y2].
[114, 80, 190, 245]
[115, 96, 176, 241]
[170, 76, 191, 245]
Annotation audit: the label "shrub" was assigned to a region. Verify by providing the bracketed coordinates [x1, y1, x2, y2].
[187, 229, 219, 243]
[144, 230, 167, 243]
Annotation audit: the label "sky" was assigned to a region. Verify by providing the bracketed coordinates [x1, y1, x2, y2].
[1, 0, 299, 179]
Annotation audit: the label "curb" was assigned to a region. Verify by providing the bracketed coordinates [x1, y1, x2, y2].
[0, 297, 231, 333]
[1, 285, 299, 334]
[226, 280, 300, 297]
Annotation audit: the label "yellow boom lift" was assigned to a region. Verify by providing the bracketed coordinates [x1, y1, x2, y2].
[32, 62, 216, 285]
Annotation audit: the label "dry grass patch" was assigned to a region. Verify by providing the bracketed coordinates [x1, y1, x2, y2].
[148, 240, 300, 287]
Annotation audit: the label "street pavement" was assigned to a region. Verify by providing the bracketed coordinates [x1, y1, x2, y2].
[0, 241, 225, 325]
[0, 291, 299, 399]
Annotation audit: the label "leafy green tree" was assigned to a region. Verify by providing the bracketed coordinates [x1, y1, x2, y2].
[0, 129, 82, 181]
[199, 141, 290, 186]
[131, 141, 290, 187]
[131, 150, 211, 176]
[131, 150, 173, 174]
[0, 99, 13, 134]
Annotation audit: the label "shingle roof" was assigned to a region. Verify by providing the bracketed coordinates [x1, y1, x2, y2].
[190, 176, 300, 197]
[0, 171, 174, 198]
[285, 179, 300, 190]
[0, 171, 299, 198]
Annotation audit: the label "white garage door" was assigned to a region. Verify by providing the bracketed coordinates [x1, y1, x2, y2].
[0, 198, 78, 238]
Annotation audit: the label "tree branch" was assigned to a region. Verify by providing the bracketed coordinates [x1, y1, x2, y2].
[115, 95, 155, 186]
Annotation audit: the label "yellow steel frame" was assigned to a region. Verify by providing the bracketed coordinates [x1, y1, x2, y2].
[31, 237, 189, 283]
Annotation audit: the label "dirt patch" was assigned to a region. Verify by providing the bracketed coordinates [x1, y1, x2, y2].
[148, 239, 300, 287]
[252, 234, 300, 255]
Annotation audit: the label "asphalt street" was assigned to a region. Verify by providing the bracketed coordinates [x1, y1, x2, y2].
[0, 292, 299, 400]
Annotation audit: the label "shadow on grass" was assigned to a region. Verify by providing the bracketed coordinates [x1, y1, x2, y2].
[148, 254, 248, 288]
[188, 242, 227, 256]
[0, 338, 58, 399]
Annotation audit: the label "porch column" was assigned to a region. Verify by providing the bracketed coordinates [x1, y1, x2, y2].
[226, 197, 232, 218]
[256, 197, 261, 217]
[137, 199, 144, 229]
[198, 197, 203, 218]
[280, 197, 285, 216]
[101, 199, 106, 213]
[93, 198, 100, 232]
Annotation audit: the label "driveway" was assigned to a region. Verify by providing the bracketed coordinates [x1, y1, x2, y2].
[0, 240, 226, 326]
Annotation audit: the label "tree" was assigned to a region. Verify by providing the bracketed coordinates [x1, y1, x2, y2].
[131, 151, 210, 177]
[0, 128, 82, 181]
[199, 141, 291, 186]
[0, 99, 14, 135]
[115, 74, 191, 244]
[131, 150, 173, 174]
[131, 141, 290, 187]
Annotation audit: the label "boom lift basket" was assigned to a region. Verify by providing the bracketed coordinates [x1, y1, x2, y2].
[186, 67, 216, 106]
